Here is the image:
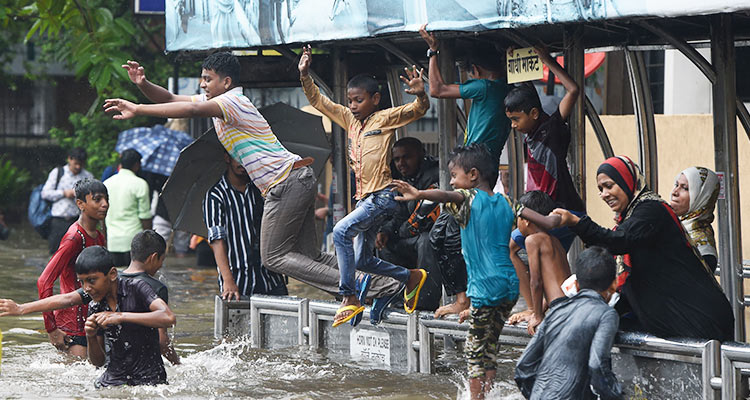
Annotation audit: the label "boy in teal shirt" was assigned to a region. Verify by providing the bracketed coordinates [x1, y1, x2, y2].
[393, 144, 536, 400]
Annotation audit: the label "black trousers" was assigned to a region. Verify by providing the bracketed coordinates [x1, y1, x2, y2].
[48, 216, 77, 254]
[378, 231, 442, 311]
[429, 213, 468, 296]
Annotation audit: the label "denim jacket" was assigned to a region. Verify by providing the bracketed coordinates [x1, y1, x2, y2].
[515, 289, 624, 400]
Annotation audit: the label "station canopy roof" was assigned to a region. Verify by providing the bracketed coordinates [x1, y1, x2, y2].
[166, 0, 750, 53]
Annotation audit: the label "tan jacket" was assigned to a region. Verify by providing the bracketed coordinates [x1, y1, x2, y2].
[301, 75, 430, 199]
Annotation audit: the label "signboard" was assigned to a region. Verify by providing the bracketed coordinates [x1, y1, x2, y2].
[135, 0, 165, 15]
[507, 47, 543, 84]
[716, 171, 726, 200]
[350, 328, 391, 367]
[165, 0, 750, 51]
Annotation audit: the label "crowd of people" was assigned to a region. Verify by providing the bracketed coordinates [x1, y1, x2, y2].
[0, 25, 734, 399]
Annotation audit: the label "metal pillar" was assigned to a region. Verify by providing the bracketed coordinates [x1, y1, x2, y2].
[585, 96, 614, 159]
[711, 14, 745, 341]
[624, 50, 658, 191]
[507, 129, 525, 201]
[564, 26, 586, 264]
[437, 39, 457, 190]
[332, 48, 351, 218]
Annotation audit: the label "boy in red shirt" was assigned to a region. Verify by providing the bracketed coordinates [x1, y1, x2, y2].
[37, 178, 109, 357]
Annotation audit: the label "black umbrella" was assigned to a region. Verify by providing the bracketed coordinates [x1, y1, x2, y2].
[161, 103, 331, 237]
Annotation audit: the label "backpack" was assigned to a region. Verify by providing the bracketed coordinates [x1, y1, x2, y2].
[28, 166, 65, 239]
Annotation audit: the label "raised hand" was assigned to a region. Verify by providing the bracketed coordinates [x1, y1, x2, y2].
[391, 179, 420, 202]
[298, 45, 312, 76]
[122, 60, 146, 85]
[551, 208, 580, 227]
[400, 65, 425, 96]
[103, 98, 137, 120]
[418, 23, 438, 51]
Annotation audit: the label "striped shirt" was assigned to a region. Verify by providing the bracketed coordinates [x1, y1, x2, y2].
[202, 174, 285, 295]
[192, 87, 301, 195]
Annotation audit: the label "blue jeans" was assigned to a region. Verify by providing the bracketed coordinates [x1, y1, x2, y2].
[332, 189, 410, 296]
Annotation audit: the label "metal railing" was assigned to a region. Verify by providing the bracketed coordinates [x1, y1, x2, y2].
[215, 295, 750, 398]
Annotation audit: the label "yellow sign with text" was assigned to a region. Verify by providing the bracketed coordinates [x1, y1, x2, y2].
[507, 47, 543, 84]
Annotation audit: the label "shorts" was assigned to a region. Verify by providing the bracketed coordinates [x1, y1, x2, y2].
[465, 300, 516, 379]
[68, 334, 87, 347]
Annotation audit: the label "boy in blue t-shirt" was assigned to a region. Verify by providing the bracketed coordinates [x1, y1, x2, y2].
[393, 144, 553, 399]
[420, 25, 512, 321]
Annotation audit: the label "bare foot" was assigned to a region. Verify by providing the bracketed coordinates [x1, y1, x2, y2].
[333, 295, 361, 325]
[434, 299, 470, 319]
[508, 310, 533, 325]
[404, 269, 426, 311]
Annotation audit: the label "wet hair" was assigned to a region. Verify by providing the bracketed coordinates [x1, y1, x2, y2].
[202, 51, 241, 86]
[120, 149, 142, 171]
[75, 245, 114, 275]
[504, 84, 542, 114]
[576, 246, 616, 292]
[448, 144, 498, 186]
[347, 74, 380, 96]
[74, 178, 108, 202]
[466, 44, 504, 73]
[393, 137, 424, 156]
[519, 190, 556, 216]
[68, 147, 87, 163]
[130, 230, 167, 262]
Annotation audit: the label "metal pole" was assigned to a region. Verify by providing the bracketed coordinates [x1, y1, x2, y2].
[437, 39, 457, 191]
[331, 47, 351, 217]
[624, 50, 658, 191]
[585, 96, 614, 159]
[711, 13, 745, 341]
[564, 26, 586, 264]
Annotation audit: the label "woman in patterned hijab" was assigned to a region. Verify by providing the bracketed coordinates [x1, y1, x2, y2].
[670, 167, 720, 272]
[552, 156, 733, 341]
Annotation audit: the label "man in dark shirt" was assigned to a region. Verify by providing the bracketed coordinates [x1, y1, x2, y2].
[515, 246, 623, 400]
[376, 138, 441, 310]
[0, 246, 176, 387]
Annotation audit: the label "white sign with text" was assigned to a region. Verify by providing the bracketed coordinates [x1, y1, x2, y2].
[350, 328, 391, 367]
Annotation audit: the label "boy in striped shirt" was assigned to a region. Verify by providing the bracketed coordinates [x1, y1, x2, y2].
[104, 52, 404, 302]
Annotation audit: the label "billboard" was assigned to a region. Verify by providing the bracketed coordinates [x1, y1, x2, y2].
[165, 0, 750, 51]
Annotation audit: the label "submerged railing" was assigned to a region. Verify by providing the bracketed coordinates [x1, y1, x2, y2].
[215, 295, 749, 399]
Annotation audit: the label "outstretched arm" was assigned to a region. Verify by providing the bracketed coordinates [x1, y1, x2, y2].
[0, 291, 84, 317]
[536, 47, 579, 120]
[123, 60, 193, 103]
[519, 207, 562, 231]
[391, 180, 464, 205]
[103, 98, 223, 120]
[159, 328, 181, 365]
[419, 24, 461, 99]
[298, 45, 353, 130]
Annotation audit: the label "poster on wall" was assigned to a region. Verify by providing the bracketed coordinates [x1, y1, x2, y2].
[165, 0, 750, 51]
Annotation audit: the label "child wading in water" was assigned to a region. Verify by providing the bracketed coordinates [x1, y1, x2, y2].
[392, 144, 554, 400]
[0, 246, 176, 387]
[299, 45, 429, 326]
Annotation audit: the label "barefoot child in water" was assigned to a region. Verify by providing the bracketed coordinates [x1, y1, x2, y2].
[392, 144, 556, 400]
[0, 246, 176, 387]
[507, 191, 571, 335]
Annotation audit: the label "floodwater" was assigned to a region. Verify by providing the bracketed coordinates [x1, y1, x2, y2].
[0, 223, 525, 399]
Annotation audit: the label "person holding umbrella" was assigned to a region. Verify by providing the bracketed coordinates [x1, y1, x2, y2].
[103, 52, 404, 311]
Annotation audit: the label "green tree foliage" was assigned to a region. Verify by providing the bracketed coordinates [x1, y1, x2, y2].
[1, 0, 200, 177]
[0, 156, 32, 211]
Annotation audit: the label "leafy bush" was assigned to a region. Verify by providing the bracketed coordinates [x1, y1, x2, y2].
[0, 156, 31, 211]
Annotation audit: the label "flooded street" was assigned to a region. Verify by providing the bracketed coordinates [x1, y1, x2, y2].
[0, 223, 524, 399]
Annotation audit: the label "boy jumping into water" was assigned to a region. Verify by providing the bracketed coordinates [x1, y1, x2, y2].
[37, 178, 108, 357]
[103, 52, 404, 305]
[1, 246, 176, 387]
[298, 45, 428, 327]
[392, 144, 553, 400]
[507, 191, 571, 335]
[515, 246, 623, 399]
